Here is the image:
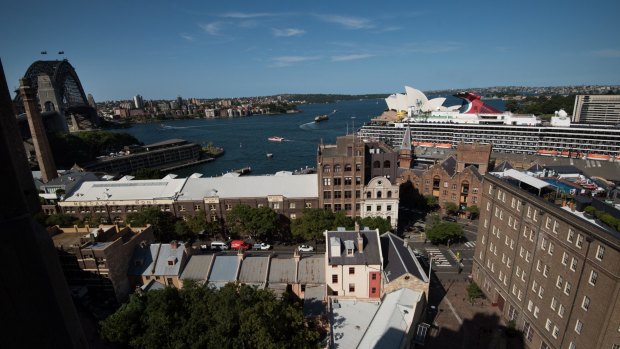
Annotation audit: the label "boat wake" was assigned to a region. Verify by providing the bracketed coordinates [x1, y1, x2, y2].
[160, 124, 208, 130]
[299, 122, 320, 130]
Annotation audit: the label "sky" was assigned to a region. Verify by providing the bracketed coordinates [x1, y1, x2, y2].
[1, 0, 619, 101]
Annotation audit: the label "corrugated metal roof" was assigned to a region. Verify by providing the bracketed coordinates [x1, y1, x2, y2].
[208, 255, 239, 282]
[180, 255, 214, 281]
[64, 178, 188, 202]
[268, 257, 296, 284]
[239, 256, 269, 284]
[298, 255, 325, 284]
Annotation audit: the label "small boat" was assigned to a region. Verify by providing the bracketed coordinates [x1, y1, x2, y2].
[435, 143, 452, 149]
[537, 149, 558, 156]
[266, 153, 273, 158]
[268, 136, 285, 142]
[586, 153, 610, 161]
[314, 114, 329, 123]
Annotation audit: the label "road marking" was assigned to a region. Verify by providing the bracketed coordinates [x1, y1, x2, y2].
[464, 241, 476, 248]
[425, 247, 452, 267]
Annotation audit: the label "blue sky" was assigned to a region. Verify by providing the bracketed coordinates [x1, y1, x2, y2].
[1, 0, 619, 100]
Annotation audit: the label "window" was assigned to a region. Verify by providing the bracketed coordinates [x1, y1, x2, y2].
[225, 204, 232, 211]
[541, 342, 549, 349]
[349, 267, 355, 275]
[541, 237, 548, 250]
[524, 322, 533, 342]
[568, 343, 575, 349]
[508, 304, 518, 321]
[589, 270, 598, 286]
[576, 234, 584, 248]
[334, 178, 341, 186]
[548, 242, 554, 255]
[574, 320, 583, 334]
[518, 290, 523, 301]
[545, 319, 552, 331]
[366, 205, 372, 212]
[534, 306, 539, 318]
[556, 275, 563, 289]
[371, 273, 377, 280]
[290, 213, 296, 220]
[543, 265, 549, 278]
[323, 178, 331, 186]
[527, 300, 533, 312]
[349, 284, 355, 292]
[552, 326, 559, 339]
[323, 165, 331, 173]
[564, 282, 571, 295]
[536, 260, 542, 272]
[334, 191, 342, 199]
[551, 297, 557, 311]
[567, 228, 575, 243]
[387, 205, 392, 211]
[289, 202, 296, 209]
[582, 296, 590, 311]
[562, 252, 568, 266]
[332, 274, 338, 283]
[538, 286, 544, 298]
[334, 164, 342, 172]
[596, 245, 605, 261]
[558, 304, 565, 318]
[570, 258, 577, 272]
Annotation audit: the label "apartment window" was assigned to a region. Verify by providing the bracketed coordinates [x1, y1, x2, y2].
[533, 306, 539, 318]
[510, 240, 514, 250]
[574, 320, 583, 334]
[568, 343, 575, 349]
[225, 204, 232, 211]
[334, 204, 342, 211]
[290, 213, 296, 220]
[527, 300, 533, 312]
[536, 260, 542, 272]
[178, 205, 186, 212]
[482, 235, 486, 245]
[541, 342, 549, 349]
[558, 304, 565, 318]
[562, 252, 568, 266]
[272, 203, 280, 209]
[194, 204, 201, 211]
[532, 280, 538, 292]
[567, 229, 575, 243]
[332, 274, 338, 283]
[387, 205, 392, 211]
[545, 217, 551, 230]
[512, 284, 517, 295]
[524, 322, 533, 342]
[515, 266, 521, 277]
[548, 243, 554, 255]
[371, 273, 377, 280]
[520, 247, 525, 258]
[323, 178, 331, 186]
[517, 290, 523, 301]
[516, 200, 522, 211]
[366, 205, 371, 212]
[556, 275, 563, 289]
[334, 191, 342, 199]
[487, 202, 491, 211]
[570, 258, 577, 272]
[582, 296, 590, 311]
[344, 204, 352, 211]
[289, 202, 296, 209]
[589, 270, 598, 286]
[596, 245, 605, 261]
[552, 326, 559, 339]
[349, 267, 355, 275]
[538, 286, 544, 299]
[551, 297, 557, 311]
[323, 191, 331, 199]
[349, 284, 355, 293]
[526, 251, 531, 263]
[209, 204, 216, 211]
[545, 319, 552, 331]
[527, 206, 532, 218]
[541, 237, 547, 250]
[564, 282, 571, 295]
[543, 265, 549, 278]
[576, 234, 584, 248]
[508, 304, 518, 321]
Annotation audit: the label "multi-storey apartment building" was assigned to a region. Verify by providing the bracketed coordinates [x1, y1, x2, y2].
[473, 172, 620, 349]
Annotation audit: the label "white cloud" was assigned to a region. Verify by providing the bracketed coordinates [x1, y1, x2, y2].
[591, 49, 620, 58]
[269, 55, 321, 68]
[331, 53, 373, 62]
[221, 12, 275, 19]
[316, 14, 373, 29]
[180, 34, 195, 42]
[272, 28, 306, 37]
[199, 22, 221, 35]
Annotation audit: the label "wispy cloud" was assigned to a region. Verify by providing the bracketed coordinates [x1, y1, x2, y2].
[269, 55, 321, 68]
[180, 34, 195, 42]
[199, 22, 221, 35]
[591, 49, 620, 58]
[221, 12, 276, 19]
[272, 28, 306, 37]
[316, 14, 373, 29]
[332, 53, 373, 62]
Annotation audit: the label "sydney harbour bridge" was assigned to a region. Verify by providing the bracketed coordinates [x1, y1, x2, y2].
[14, 59, 99, 136]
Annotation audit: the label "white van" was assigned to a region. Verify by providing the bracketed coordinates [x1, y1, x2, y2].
[210, 241, 229, 250]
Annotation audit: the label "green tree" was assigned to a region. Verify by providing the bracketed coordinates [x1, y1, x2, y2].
[333, 211, 355, 230]
[126, 207, 178, 242]
[185, 215, 208, 234]
[425, 195, 438, 210]
[426, 221, 463, 244]
[45, 213, 78, 227]
[291, 208, 337, 242]
[444, 202, 459, 216]
[467, 282, 484, 303]
[465, 205, 480, 220]
[225, 205, 278, 241]
[358, 216, 392, 234]
[100, 283, 319, 349]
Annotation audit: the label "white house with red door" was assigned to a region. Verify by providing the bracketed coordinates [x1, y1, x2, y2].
[324, 224, 383, 299]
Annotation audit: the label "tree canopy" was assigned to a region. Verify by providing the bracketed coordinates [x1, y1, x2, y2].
[126, 207, 179, 242]
[426, 221, 463, 244]
[358, 216, 392, 234]
[225, 205, 279, 241]
[290, 209, 357, 242]
[100, 283, 319, 349]
[48, 130, 139, 167]
[444, 202, 459, 216]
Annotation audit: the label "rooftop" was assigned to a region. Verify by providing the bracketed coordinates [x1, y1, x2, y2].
[326, 229, 382, 266]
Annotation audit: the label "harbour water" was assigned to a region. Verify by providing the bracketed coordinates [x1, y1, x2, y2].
[112, 99, 386, 177]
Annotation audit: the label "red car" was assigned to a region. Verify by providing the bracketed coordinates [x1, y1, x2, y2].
[230, 240, 250, 250]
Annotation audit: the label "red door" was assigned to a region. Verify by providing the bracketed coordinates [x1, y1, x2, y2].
[369, 272, 381, 298]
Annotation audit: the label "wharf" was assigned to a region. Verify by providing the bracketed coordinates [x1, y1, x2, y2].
[161, 158, 214, 172]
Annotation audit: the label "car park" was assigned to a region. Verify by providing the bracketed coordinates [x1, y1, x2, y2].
[253, 242, 271, 250]
[297, 245, 314, 252]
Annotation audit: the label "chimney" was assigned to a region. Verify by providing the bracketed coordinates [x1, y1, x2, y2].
[19, 78, 57, 183]
[403, 237, 409, 247]
[357, 232, 364, 253]
[355, 221, 360, 233]
[294, 249, 301, 263]
[170, 240, 178, 250]
[237, 248, 245, 262]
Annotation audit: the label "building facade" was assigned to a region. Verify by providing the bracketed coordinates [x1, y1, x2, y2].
[572, 94, 620, 124]
[473, 174, 620, 349]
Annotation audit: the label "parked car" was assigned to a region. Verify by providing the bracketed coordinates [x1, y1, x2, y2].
[297, 245, 314, 252]
[230, 240, 250, 250]
[442, 216, 457, 222]
[210, 241, 229, 250]
[253, 242, 271, 250]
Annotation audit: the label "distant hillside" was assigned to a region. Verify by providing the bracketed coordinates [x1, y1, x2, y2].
[283, 93, 389, 104]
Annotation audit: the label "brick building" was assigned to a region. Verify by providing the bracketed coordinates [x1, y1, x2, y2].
[473, 172, 620, 349]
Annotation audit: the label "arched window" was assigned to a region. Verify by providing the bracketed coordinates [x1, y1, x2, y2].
[433, 176, 441, 189]
[334, 164, 342, 172]
[323, 165, 331, 173]
[387, 191, 392, 198]
[366, 191, 371, 199]
[344, 164, 352, 172]
[384, 160, 391, 168]
[461, 180, 470, 194]
[373, 161, 380, 168]
[377, 191, 382, 198]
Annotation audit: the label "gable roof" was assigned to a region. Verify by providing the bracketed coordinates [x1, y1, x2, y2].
[128, 242, 186, 277]
[440, 156, 457, 177]
[298, 255, 325, 284]
[494, 160, 513, 172]
[180, 254, 214, 282]
[268, 257, 297, 284]
[238, 256, 270, 285]
[326, 229, 382, 266]
[380, 233, 427, 283]
[208, 255, 239, 287]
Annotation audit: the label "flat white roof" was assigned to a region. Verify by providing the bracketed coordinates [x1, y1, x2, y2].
[178, 174, 317, 200]
[498, 169, 551, 190]
[331, 299, 380, 349]
[64, 178, 188, 202]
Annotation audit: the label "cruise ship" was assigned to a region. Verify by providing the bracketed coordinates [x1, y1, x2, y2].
[358, 86, 620, 161]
